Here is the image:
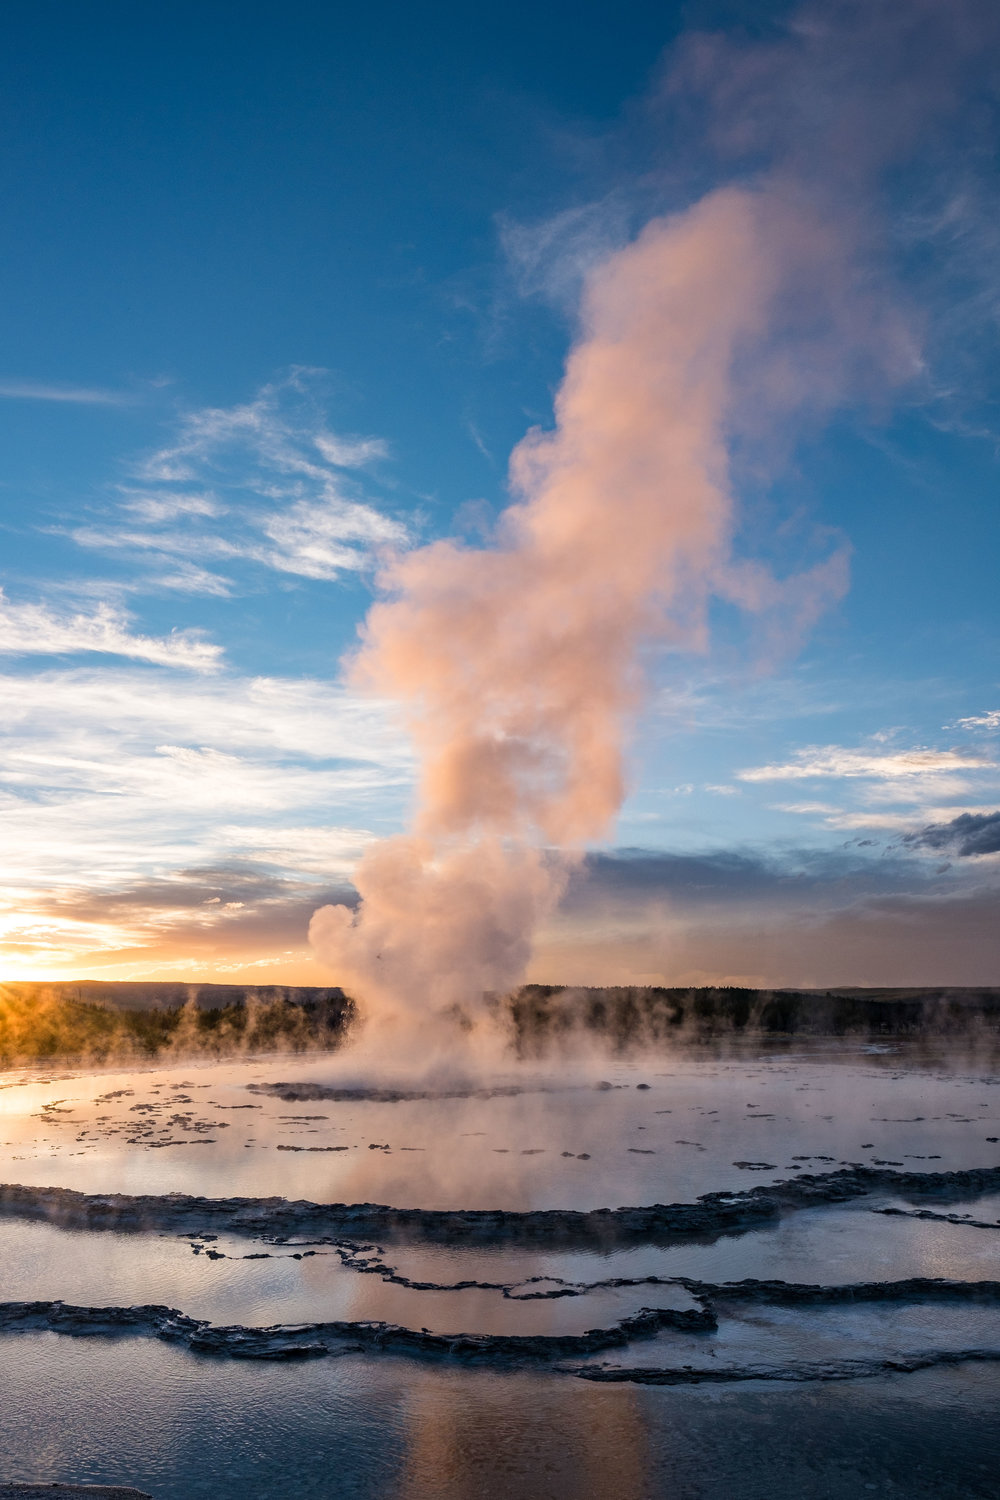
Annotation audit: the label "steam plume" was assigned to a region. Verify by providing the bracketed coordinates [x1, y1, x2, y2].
[310, 185, 858, 1047]
[310, 0, 998, 1052]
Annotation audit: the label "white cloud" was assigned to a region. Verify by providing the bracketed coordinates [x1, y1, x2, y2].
[71, 523, 241, 559]
[773, 801, 1000, 832]
[145, 563, 234, 597]
[121, 490, 225, 523]
[751, 739, 1000, 841]
[739, 745, 995, 782]
[0, 591, 222, 671]
[70, 371, 407, 591]
[0, 667, 413, 765]
[772, 800, 842, 815]
[133, 369, 388, 485]
[0, 371, 415, 972]
[955, 709, 1000, 730]
[262, 493, 404, 580]
[313, 432, 388, 467]
[858, 775, 988, 805]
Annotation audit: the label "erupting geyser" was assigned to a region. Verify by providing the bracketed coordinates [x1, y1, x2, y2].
[308, 182, 893, 1046]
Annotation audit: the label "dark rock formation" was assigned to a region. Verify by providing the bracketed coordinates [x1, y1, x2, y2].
[568, 1347, 1000, 1385]
[3, 1163, 998, 1249]
[1, 1279, 998, 1377]
[247, 1081, 560, 1104]
[0, 1297, 714, 1365]
[0, 1488, 152, 1498]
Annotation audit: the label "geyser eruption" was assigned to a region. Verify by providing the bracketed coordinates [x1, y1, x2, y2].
[310, 183, 869, 1052]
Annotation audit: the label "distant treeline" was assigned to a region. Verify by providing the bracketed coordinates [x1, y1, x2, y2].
[0, 983, 353, 1067]
[2, 980, 999, 1067]
[508, 984, 1000, 1053]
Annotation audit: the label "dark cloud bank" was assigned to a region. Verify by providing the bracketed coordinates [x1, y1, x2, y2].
[903, 810, 1000, 858]
[569, 840, 999, 907]
[548, 841, 1000, 988]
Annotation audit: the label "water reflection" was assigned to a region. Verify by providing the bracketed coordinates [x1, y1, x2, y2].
[400, 1372, 648, 1500]
[0, 1336, 997, 1498]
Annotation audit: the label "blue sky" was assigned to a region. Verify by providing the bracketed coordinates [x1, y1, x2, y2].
[0, 0, 997, 985]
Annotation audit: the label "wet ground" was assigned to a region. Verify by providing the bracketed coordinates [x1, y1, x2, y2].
[1, 1040, 998, 1496]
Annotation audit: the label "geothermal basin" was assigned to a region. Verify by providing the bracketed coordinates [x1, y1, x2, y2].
[1, 1033, 999, 1497]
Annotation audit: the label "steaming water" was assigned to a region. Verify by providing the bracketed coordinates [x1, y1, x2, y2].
[1, 1040, 998, 1497]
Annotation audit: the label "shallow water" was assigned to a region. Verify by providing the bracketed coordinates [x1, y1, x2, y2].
[0, 1218, 698, 1334]
[2, 1044, 998, 1209]
[379, 1197, 1000, 1289]
[2, 1197, 998, 1334]
[2, 1039, 999, 1497]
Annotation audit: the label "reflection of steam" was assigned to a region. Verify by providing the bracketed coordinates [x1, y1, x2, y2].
[310, 187, 855, 1047]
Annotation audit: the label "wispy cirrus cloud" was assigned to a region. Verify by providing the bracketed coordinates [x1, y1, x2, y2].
[143, 562, 235, 597]
[0, 378, 133, 405]
[499, 197, 632, 312]
[773, 800, 1000, 832]
[0, 590, 222, 671]
[137, 372, 388, 483]
[738, 745, 994, 782]
[121, 491, 224, 523]
[70, 370, 407, 593]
